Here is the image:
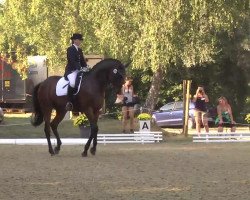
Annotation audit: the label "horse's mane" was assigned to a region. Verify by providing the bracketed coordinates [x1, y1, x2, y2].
[91, 58, 122, 73]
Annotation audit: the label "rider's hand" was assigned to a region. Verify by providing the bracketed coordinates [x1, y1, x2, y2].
[82, 67, 89, 72]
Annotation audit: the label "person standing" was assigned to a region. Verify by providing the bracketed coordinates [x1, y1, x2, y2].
[64, 33, 88, 111]
[120, 76, 137, 133]
[193, 86, 209, 136]
[215, 96, 236, 133]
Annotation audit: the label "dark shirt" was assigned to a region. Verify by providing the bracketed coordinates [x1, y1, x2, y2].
[64, 45, 87, 76]
[195, 97, 207, 112]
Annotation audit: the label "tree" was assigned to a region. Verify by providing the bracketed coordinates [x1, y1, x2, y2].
[0, 0, 101, 76]
[0, 0, 249, 112]
[83, 0, 249, 111]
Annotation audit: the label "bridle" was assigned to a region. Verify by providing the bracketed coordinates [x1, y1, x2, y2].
[112, 67, 125, 81]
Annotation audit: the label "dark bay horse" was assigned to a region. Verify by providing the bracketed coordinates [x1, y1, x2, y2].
[31, 58, 127, 157]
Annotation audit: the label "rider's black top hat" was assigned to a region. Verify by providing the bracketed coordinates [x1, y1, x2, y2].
[70, 33, 83, 40]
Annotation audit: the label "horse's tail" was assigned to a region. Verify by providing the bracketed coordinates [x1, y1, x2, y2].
[31, 83, 44, 127]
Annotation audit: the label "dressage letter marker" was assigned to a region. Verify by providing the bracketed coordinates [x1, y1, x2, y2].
[139, 120, 151, 132]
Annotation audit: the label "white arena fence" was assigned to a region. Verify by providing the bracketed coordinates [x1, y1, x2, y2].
[193, 132, 250, 143]
[0, 132, 163, 145]
[98, 132, 162, 144]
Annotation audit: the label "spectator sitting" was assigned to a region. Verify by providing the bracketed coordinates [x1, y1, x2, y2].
[215, 96, 236, 133]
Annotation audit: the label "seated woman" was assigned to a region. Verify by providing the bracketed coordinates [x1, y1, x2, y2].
[215, 96, 236, 133]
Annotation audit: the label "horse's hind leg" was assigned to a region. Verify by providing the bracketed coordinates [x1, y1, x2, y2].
[50, 109, 67, 154]
[43, 109, 54, 155]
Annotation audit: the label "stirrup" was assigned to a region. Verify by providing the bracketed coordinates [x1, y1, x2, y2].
[65, 102, 73, 111]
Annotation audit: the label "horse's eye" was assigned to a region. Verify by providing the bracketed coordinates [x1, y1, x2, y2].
[113, 69, 118, 74]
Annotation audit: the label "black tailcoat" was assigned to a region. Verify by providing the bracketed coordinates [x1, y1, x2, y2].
[64, 45, 87, 76]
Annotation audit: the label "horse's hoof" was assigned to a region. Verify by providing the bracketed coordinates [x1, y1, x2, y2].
[49, 149, 55, 156]
[50, 152, 55, 156]
[82, 151, 87, 157]
[90, 147, 96, 155]
[54, 147, 60, 154]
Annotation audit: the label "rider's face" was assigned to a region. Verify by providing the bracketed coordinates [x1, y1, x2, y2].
[74, 39, 82, 46]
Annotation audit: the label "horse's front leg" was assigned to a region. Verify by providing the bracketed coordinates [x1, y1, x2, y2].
[82, 135, 93, 157]
[90, 124, 98, 155]
[82, 123, 98, 157]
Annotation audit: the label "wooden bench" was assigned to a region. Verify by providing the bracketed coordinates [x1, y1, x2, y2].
[193, 132, 250, 143]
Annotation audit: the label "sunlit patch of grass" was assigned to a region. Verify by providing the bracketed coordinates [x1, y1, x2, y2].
[5, 113, 247, 140]
[0, 114, 140, 138]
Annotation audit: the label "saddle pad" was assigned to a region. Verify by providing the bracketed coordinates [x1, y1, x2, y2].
[56, 77, 69, 96]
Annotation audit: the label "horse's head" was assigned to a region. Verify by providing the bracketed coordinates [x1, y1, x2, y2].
[91, 58, 130, 94]
[108, 62, 128, 93]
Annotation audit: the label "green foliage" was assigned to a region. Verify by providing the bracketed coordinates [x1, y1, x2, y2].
[137, 113, 151, 120]
[73, 114, 89, 127]
[117, 113, 122, 121]
[245, 113, 250, 124]
[245, 114, 250, 124]
[1, 0, 248, 70]
[0, 0, 249, 114]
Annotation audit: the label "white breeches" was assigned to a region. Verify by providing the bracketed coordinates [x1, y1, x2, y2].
[66, 70, 79, 88]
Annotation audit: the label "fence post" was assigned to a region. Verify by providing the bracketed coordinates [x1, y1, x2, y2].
[183, 80, 192, 137]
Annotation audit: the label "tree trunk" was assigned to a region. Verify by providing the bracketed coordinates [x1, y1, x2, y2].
[144, 66, 164, 113]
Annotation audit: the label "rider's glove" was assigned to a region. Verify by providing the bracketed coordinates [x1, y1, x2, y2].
[82, 67, 89, 72]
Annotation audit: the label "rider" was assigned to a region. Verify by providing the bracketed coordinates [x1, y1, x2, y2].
[64, 33, 89, 111]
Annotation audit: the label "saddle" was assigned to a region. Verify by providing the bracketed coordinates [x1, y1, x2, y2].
[56, 71, 88, 96]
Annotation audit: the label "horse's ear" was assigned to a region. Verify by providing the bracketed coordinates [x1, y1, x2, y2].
[124, 61, 132, 68]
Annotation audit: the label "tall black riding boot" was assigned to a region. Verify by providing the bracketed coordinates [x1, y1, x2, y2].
[65, 86, 74, 111]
